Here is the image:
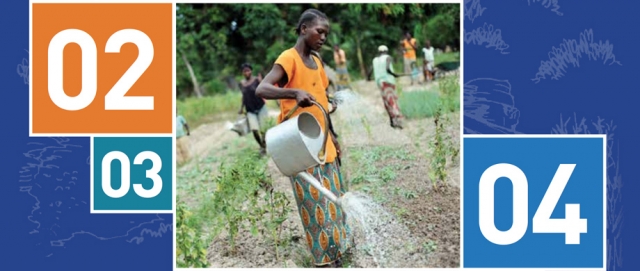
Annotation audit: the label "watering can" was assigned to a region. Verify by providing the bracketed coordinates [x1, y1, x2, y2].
[227, 115, 249, 136]
[265, 100, 342, 207]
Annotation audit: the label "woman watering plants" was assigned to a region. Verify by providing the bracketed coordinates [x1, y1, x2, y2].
[256, 8, 350, 268]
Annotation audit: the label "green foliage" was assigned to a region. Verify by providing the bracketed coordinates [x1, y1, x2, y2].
[176, 202, 210, 268]
[261, 181, 290, 261]
[414, 4, 460, 47]
[398, 72, 460, 120]
[435, 52, 460, 65]
[428, 105, 448, 189]
[206, 149, 291, 257]
[423, 240, 438, 253]
[345, 146, 413, 189]
[177, 92, 243, 127]
[210, 150, 268, 254]
[260, 116, 277, 134]
[426, 75, 460, 190]
[360, 115, 373, 140]
[176, 3, 460, 97]
[398, 91, 441, 119]
[438, 75, 460, 113]
[201, 78, 228, 96]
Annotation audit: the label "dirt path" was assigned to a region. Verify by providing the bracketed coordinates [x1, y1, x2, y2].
[178, 76, 460, 268]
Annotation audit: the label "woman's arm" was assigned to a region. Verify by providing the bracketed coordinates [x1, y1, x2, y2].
[386, 57, 403, 77]
[256, 64, 316, 107]
[238, 101, 244, 114]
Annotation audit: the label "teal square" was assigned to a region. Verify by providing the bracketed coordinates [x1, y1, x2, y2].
[93, 137, 173, 212]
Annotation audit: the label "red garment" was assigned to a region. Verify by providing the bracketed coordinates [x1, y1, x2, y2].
[380, 82, 404, 127]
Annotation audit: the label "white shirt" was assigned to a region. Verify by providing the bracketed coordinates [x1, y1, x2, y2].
[373, 54, 396, 86]
[423, 47, 435, 62]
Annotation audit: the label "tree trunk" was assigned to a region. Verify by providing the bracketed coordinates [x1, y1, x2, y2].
[355, 35, 367, 78]
[181, 51, 202, 98]
[225, 76, 239, 91]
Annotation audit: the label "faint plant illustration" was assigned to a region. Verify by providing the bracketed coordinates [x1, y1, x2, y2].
[551, 113, 622, 271]
[527, 0, 563, 16]
[464, 0, 486, 23]
[532, 29, 621, 83]
[20, 137, 171, 257]
[464, 23, 510, 54]
[464, 78, 521, 134]
[17, 49, 29, 85]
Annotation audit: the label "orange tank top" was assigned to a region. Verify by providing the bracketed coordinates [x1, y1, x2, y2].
[274, 48, 337, 163]
[403, 38, 417, 59]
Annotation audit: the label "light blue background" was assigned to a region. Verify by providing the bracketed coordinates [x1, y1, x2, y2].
[93, 137, 173, 211]
[463, 137, 604, 268]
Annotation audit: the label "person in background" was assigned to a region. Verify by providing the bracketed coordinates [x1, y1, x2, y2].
[256, 8, 350, 268]
[176, 111, 191, 164]
[422, 39, 435, 82]
[411, 61, 420, 84]
[372, 45, 405, 129]
[333, 44, 350, 90]
[238, 63, 268, 155]
[401, 32, 418, 85]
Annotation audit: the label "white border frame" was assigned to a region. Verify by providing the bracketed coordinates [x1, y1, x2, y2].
[171, 1, 464, 270]
[29, 0, 175, 137]
[30, 0, 176, 213]
[30, 1, 612, 271]
[172, 1, 178, 269]
[89, 136, 174, 214]
[458, 0, 464, 266]
[461, 134, 607, 270]
[28, 0, 465, 270]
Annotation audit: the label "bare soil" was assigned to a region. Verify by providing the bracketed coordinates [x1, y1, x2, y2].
[177, 76, 460, 268]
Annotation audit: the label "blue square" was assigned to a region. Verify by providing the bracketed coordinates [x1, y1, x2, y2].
[92, 137, 173, 212]
[463, 136, 605, 268]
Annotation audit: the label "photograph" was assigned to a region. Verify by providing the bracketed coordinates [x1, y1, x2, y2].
[175, 2, 461, 268]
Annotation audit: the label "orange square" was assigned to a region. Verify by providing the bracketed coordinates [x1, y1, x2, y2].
[31, 3, 173, 135]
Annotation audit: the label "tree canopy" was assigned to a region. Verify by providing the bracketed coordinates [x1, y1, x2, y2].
[176, 3, 460, 98]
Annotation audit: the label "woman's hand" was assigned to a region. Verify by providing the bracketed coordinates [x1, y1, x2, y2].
[295, 90, 316, 107]
[328, 99, 338, 114]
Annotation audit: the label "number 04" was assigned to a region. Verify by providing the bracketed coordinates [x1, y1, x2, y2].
[48, 29, 154, 111]
[478, 163, 588, 245]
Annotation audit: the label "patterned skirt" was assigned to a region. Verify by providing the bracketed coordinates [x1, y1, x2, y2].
[289, 160, 350, 266]
[380, 82, 404, 128]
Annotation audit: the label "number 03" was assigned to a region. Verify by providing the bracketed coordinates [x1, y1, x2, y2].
[102, 150, 162, 199]
[48, 29, 154, 111]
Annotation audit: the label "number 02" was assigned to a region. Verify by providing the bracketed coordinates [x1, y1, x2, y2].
[48, 29, 154, 111]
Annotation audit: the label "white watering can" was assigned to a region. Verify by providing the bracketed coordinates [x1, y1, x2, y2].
[265, 101, 342, 207]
